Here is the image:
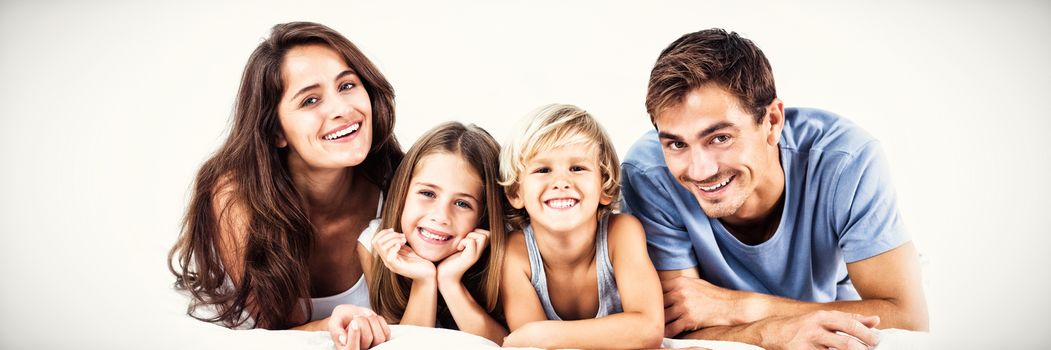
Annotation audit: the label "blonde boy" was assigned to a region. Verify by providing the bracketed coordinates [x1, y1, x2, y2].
[498, 104, 663, 349]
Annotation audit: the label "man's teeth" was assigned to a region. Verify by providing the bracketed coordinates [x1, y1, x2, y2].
[545, 199, 578, 209]
[699, 177, 732, 192]
[323, 123, 361, 140]
[419, 228, 451, 241]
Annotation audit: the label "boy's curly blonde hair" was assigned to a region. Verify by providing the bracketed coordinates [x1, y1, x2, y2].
[499, 103, 620, 231]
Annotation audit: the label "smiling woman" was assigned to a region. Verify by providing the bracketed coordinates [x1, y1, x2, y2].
[166, 21, 403, 347]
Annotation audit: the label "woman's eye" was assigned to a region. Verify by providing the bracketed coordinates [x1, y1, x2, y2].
[301, 97, 319, 107]
[339, 82, 355, 91]
[418, 190, 436, 198]
[454, 199, 473, 209]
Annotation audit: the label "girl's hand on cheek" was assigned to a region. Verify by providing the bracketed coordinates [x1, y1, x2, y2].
[374, 228, 435, 281]
[437, 228, 490, 282]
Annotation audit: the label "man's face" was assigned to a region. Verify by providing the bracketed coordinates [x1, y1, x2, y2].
[654, 85, 782, 221]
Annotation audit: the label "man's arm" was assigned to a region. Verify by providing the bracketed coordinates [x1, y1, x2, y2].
[662, 242, 927, 348]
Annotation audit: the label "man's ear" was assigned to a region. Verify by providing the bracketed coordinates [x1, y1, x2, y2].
[764, 98, 785, 146]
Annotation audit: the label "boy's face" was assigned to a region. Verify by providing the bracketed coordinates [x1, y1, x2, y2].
[654, 84, 783, 221]
[509, 142, 612, 234]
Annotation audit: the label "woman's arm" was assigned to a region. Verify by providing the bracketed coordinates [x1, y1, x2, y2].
[503, 214, 664, 349]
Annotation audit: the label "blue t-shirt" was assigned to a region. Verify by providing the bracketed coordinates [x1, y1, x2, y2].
[621, 107, 909, 302]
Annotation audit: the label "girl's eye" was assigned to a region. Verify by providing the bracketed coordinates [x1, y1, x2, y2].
[667, 141, 687, 150]
[301, 97, 319, 107]
[454, 199, 473, 210]
[418, 190, 436, 198]
[339, 82, 355, 91]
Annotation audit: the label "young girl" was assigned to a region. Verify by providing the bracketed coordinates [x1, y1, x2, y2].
[358, 122, 509, 344]
[498, 104, 664, 348]
[168, 21, 398, 349]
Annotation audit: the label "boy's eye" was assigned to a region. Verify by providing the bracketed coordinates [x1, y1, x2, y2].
[570, 165, 587, 172]
[301, 96, 319, 107]
[454, 199, 473, 210]
[532, 167, 550, 174]
[418, 190, 436, 198]
[339, 82, 355, 91]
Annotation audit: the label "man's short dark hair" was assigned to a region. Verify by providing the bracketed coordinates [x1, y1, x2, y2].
[646, 28, 777, 124]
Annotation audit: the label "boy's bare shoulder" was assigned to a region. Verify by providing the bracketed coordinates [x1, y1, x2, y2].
[503, 230, 530, 267]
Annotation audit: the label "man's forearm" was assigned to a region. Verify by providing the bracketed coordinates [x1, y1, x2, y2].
[746, 292, 928, 330]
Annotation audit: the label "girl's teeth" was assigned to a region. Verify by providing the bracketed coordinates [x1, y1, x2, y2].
[420, 228, 450, 241]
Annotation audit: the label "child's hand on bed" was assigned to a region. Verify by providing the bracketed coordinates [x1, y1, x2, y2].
[436, 228, 490, 282]
[327, 304, 390, 350]
[374, 228, 436, 281]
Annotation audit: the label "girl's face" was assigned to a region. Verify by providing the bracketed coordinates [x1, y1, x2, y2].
[510, 142, 612, 234]
[275, 44, 373, 170]
[401, 152, 483, 262]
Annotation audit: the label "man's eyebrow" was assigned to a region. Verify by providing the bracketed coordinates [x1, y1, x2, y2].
[657, 131, 684, 141]
[697, 122, 736, 138]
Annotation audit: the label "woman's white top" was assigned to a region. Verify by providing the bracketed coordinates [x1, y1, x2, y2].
[308, 195, 383, 321]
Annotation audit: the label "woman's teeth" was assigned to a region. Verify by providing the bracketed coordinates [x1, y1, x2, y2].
[322, 123, 361, 140]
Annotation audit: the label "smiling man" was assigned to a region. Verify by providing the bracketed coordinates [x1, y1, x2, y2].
[621, 29, 928, 350]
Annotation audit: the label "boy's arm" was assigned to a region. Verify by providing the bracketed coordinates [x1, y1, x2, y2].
[500, 232, 548, 333]
[504, 215, 664, 349]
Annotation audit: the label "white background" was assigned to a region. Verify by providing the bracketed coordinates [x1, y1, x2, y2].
[1, 0, 1048, 348]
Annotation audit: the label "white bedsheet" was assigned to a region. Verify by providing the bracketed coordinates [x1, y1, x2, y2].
[162, 288, 928, 350]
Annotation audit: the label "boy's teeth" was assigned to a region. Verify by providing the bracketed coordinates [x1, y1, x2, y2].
[545, 199, 578, 209]
[323, 123, 361, 140]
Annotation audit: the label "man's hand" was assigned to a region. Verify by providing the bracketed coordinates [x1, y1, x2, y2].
[756, 310, 881, 350]
[663, 275, 754, 336]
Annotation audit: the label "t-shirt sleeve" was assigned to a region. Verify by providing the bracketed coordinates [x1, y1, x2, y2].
[357, 219, 380, 253]
[621, 162, 698, 271]
[830, 141, 910, 263]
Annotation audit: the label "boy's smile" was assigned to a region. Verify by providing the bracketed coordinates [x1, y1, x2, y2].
[510, 143, 611, 234]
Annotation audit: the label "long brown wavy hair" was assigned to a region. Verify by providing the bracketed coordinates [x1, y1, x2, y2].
[168, 22, 403, 329]
[369, 122, 507, 327]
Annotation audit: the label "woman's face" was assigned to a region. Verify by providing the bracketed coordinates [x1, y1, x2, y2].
[275, 44, 373, 170]
[400, 152, 483, 262]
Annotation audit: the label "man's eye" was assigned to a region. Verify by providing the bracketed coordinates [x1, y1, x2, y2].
[713, 135, 731, 144]
[668, 141, 687, 150]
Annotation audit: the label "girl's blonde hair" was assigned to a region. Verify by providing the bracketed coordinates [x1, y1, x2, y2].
[499, 104, 620, 231]
[370, 122, 508, 324]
